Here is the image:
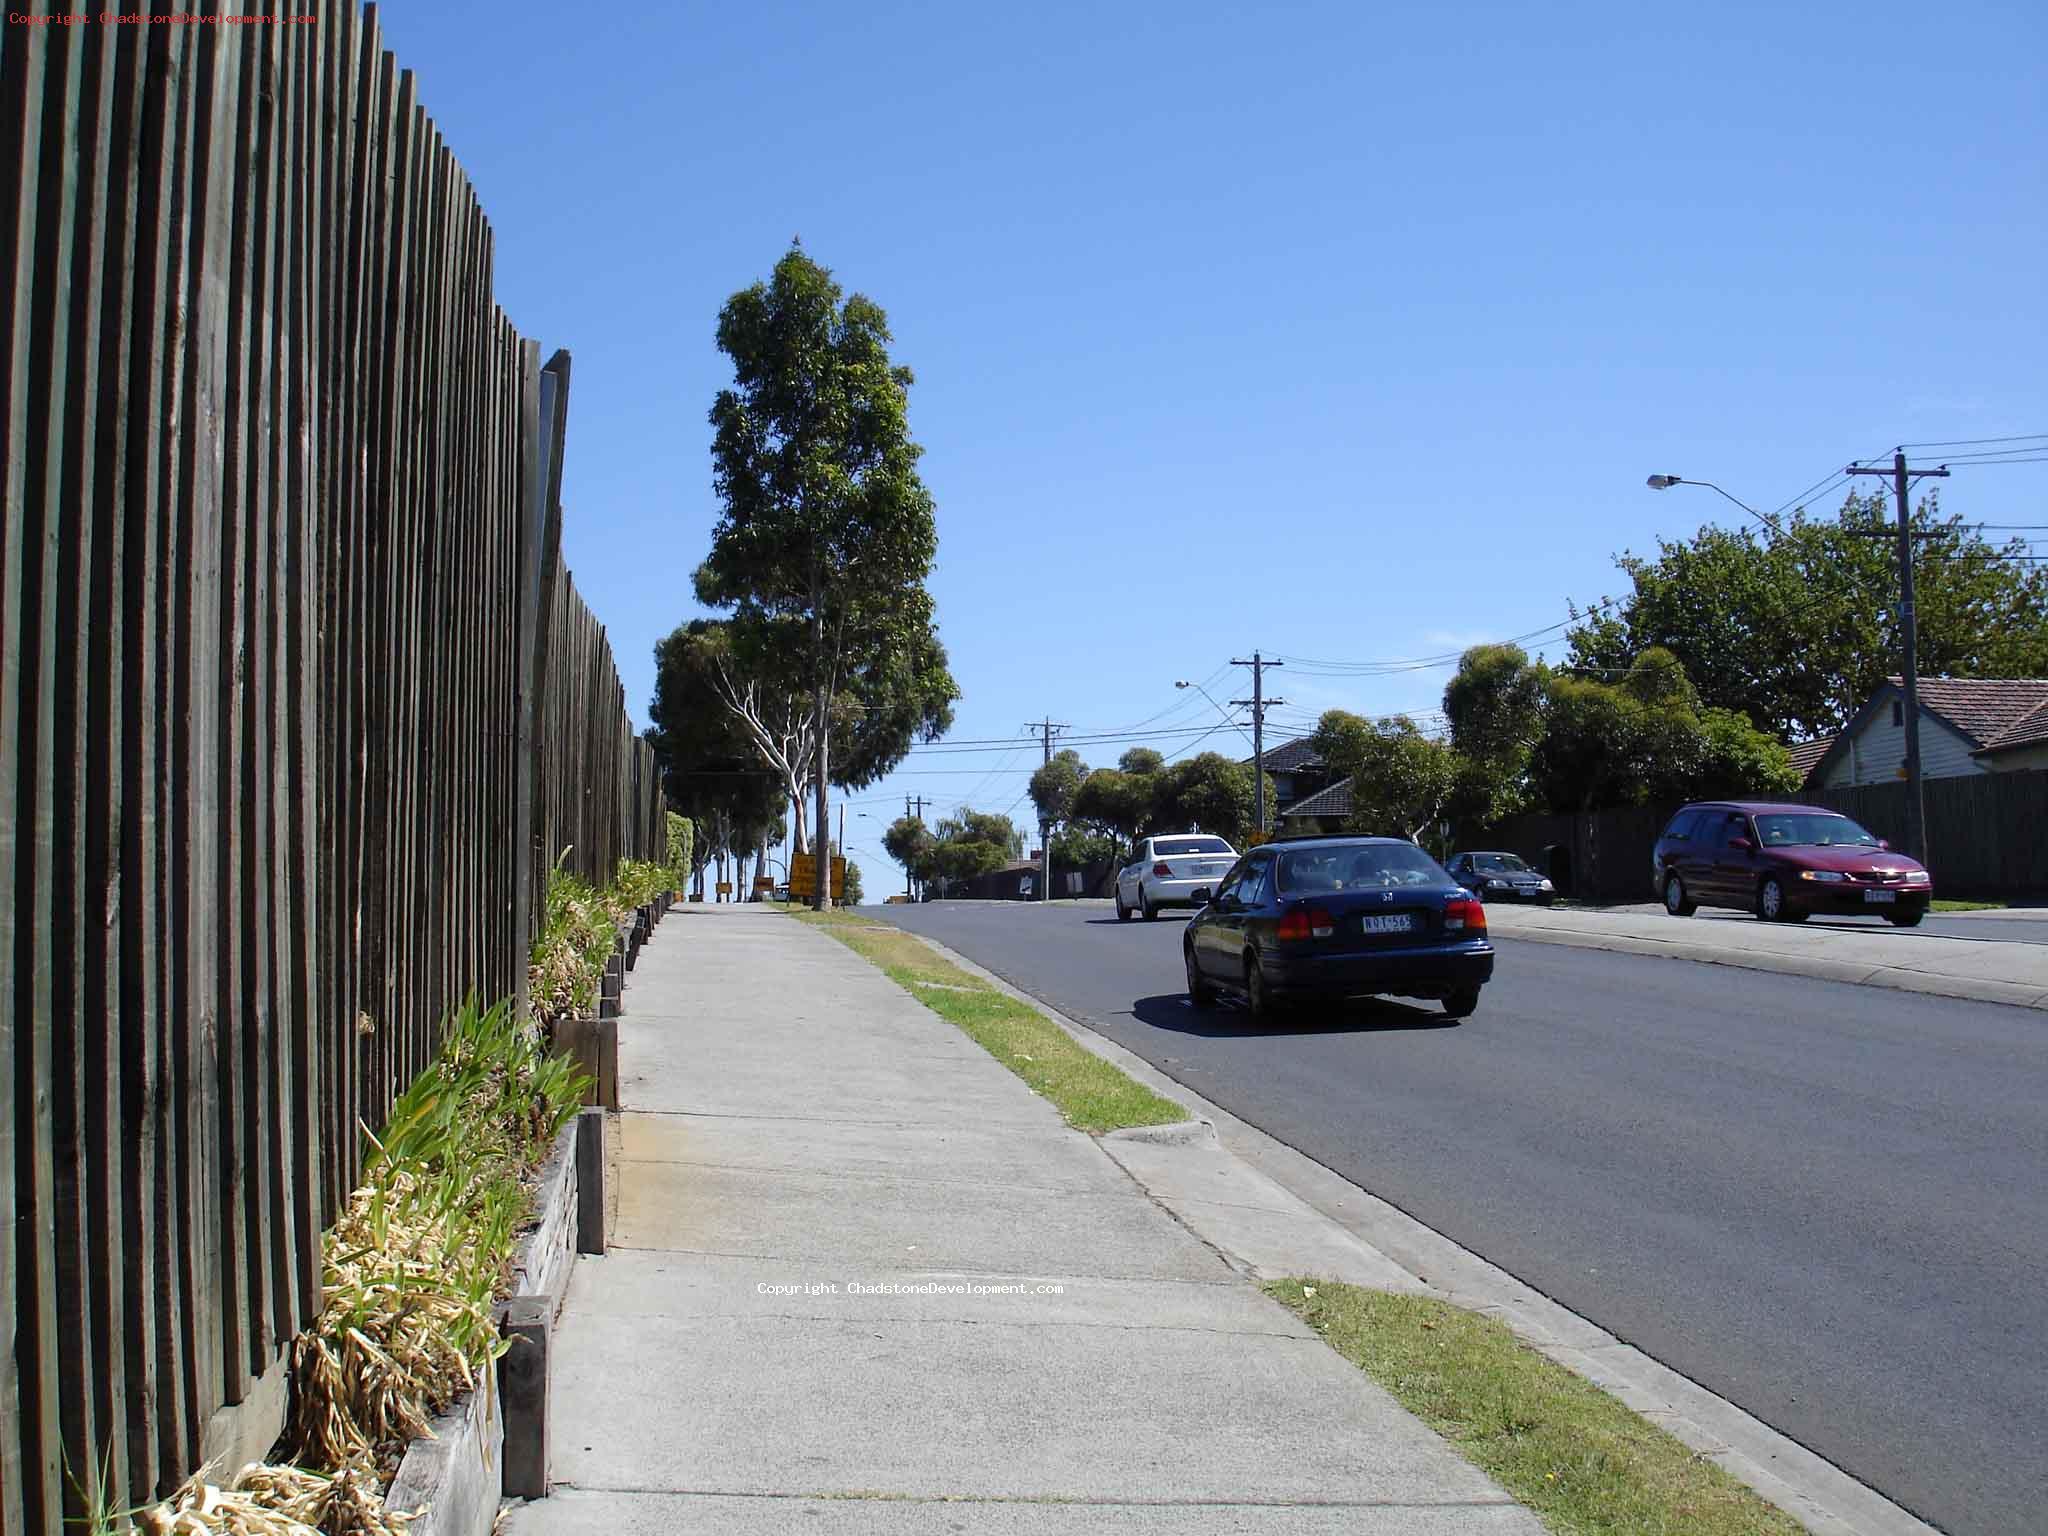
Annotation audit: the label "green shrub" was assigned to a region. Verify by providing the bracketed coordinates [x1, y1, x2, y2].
[614, 858, 670, 910]
[285, 995, 586, 1479]
[529, 856, 619, 1026]
[666, 812, 693, 888]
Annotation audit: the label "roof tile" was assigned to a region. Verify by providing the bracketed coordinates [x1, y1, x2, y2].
[1244, 736, 1323, 773]
[1979, 694, 2048, 754]
[1279, 776, 1352, 819]
[1786, 737, 1836, 782]
[1894, 676, 2048, 749]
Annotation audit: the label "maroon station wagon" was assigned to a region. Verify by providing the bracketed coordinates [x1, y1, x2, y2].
[1651, 801, 1933, 926]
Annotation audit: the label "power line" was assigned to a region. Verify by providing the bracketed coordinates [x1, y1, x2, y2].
[1160, 718, 1240, 766]
[1921, 453, 2048, 466]
[945, 735, 1033, 807]
[1275, 602, 1624, 676]
[1105, 664, 1234, 736]
[1896, 432, 2048, 449]
[1268, 447, 1964, 688]
[899, 720, 1255, 755]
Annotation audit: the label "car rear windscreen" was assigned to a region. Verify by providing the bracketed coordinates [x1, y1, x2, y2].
[1279, 844, 1445, 893]
[1154, 837, 1232, 856]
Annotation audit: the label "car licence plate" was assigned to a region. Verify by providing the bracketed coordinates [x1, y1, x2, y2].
[1361, 914, 1414, 934]
[1863, 889, 1897, 904]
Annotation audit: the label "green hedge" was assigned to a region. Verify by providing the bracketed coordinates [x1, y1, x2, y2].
[666, 812, 693, 889]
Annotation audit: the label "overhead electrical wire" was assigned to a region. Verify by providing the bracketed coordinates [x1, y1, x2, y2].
[1255, 441, 1974, 689]
[1895, 432, 2048, 450]
[861, 445, 2039, 828]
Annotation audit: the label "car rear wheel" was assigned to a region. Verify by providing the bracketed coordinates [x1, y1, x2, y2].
[1245, 956, 1283, 1025]
[1442, 986, 1481, 1019]
[1886, 910, 1924, 928]
[1184, 945, 1215, 1006]
[1664, 874, 1696, 917]
[1141, 890, 1158, 921]
[1758, 876, 1792, 922]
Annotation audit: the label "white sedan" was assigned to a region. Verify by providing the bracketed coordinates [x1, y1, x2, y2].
[1115, 834, 1240, 921]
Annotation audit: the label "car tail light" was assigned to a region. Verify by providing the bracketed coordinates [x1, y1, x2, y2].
[1153, 862, 1173, 877]
[1444, 896, 1487, 936]
[1277, 908, 1335, 942]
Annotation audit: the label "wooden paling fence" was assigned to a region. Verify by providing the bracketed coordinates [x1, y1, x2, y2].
[0, 4, 663, 1526]
[1809, 770, 2048, 896]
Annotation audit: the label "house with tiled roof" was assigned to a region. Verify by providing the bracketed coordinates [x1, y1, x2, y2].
[1806, 677, 2048, 788]
[1785, 736, 1837, 786]
[1241, 736, 1340, 811]
[1275, 776, 1353, 833]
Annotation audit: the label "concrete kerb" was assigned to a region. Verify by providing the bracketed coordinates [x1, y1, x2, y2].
[1485, 906, 2048, 1011]
[886, 923, 1942, 1536]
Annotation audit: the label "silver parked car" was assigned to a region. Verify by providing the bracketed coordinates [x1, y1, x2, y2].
[1115, 834, 1240, 920]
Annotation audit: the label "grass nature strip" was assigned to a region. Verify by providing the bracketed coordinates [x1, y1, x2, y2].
[1268, 1281, 1806, 1536]
[794, 910, 1186, 1134]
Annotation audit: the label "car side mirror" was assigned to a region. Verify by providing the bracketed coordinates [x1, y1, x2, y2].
[1191, 887, 1214, 907]
[1728, 836, 1751, 851]
[1877, 838, 1890, 851]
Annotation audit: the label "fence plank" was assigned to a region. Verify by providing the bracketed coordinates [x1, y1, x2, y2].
[115, 11, 184, 1495]
[20, 8, 86, 1525]
[149, 11, 210, 1487]
[0, 3, 62, 1524]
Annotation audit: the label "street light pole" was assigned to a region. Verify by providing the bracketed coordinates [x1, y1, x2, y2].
[1024, 717, 1067, 902]
[1649, 461, 1951, 867]
[905, 793, 929, 901]
[1230, 654, 1285, 836]
[1846, 452, 1950, 867]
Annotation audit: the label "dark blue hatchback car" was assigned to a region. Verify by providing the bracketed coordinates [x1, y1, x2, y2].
[1183, 835, 1494, 1022]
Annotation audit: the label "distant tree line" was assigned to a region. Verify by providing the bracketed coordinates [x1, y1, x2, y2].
[1292, 488, 2047, 849]
[644, 245, 960, 907]
[878, 749, 1279, 897]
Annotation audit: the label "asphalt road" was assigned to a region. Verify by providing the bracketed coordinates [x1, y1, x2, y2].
[877, 900, 2048, 1536]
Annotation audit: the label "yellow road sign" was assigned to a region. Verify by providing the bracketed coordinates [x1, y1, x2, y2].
[788, 853, 846, 900]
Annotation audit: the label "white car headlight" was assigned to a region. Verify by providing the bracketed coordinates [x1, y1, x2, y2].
[1486, 879, 1509, 890]
[1799, 870, 1847, 883]
[1904, 870, 1931, 885]
[1538, 878, 1554, 891]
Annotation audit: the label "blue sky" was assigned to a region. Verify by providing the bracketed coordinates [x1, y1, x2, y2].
[378, 0, 2045, 885]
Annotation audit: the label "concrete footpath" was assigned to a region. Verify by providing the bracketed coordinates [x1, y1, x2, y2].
[508, 905, 1543, 1534]
[1483, 902, 2048, 1010]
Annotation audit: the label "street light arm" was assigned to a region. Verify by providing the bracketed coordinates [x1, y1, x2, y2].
[1174, 679, 1257, 751]
[1646, 474, 1782, 539]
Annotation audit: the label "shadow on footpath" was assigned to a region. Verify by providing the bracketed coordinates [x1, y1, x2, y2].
[1129, 991, 1461, 1038]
